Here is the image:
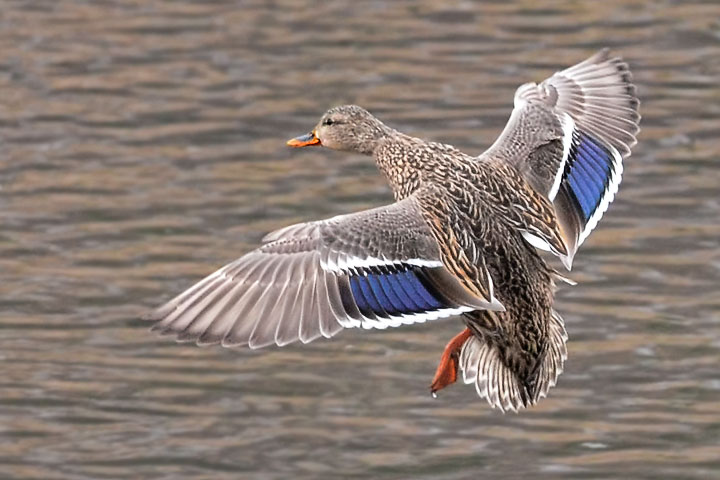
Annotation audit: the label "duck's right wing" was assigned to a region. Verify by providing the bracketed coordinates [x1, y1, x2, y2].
[483, 49, 640, 268]
[144, 193, 502, 349]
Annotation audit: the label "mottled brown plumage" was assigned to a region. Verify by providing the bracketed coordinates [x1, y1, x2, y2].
[144, 49, 640, 412]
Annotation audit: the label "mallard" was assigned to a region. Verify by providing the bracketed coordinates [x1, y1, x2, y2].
[145, 49, 640, 412]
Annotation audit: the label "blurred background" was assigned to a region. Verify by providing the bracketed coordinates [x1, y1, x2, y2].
[1, 1, 719, 479]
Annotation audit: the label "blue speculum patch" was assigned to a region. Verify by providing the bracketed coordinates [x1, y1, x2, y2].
[348, 267, 444, 317]
[565, 131, 615, 221]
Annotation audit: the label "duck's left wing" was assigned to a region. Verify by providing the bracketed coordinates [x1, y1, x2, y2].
[482, 49, 640, 268]
[144, 194, 499, 349]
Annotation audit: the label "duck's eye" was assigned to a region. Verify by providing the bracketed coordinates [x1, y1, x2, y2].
[322, 118, 335, 126]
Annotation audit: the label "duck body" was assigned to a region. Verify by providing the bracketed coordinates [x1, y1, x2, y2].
[145, 50, 639, 412]
[371, 133, 561, 407]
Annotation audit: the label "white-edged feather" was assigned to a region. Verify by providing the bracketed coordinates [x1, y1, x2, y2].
[549, 113, 575, 201]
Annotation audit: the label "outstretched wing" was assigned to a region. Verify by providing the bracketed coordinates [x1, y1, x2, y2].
[483, 49, 640, 268]
[144, 194, 501, 349]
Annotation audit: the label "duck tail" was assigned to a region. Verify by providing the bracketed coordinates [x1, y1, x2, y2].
[458, 310, 568, 412]
[458, 334, 529, 412]
[528, 309, 569, 404]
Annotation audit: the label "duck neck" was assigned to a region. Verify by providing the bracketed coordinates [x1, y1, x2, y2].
[373, 132, 425, 200]
[357, 123, 395, 156]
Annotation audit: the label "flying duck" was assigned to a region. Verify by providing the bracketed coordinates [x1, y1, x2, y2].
[144, 49, 640, 412]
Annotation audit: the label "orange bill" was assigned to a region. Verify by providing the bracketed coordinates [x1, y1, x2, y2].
[286, 131, 321, 147]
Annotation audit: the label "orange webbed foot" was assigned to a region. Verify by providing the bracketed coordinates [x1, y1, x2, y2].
[430, 328, 472, 398]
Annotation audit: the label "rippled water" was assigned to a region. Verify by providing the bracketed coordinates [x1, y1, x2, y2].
[1, 1, 719, 479]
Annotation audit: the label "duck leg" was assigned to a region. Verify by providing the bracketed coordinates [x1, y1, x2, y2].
[430, 328, 472, 397]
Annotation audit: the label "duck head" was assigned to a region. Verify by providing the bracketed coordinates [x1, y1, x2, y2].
[287, 105, 392, 155]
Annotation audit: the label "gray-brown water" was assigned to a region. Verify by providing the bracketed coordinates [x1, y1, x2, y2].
[1, 1, 719, 479]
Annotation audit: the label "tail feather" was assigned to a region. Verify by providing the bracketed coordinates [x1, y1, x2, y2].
[531, 310, 569, 403]
[458, 310, 568, 412]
